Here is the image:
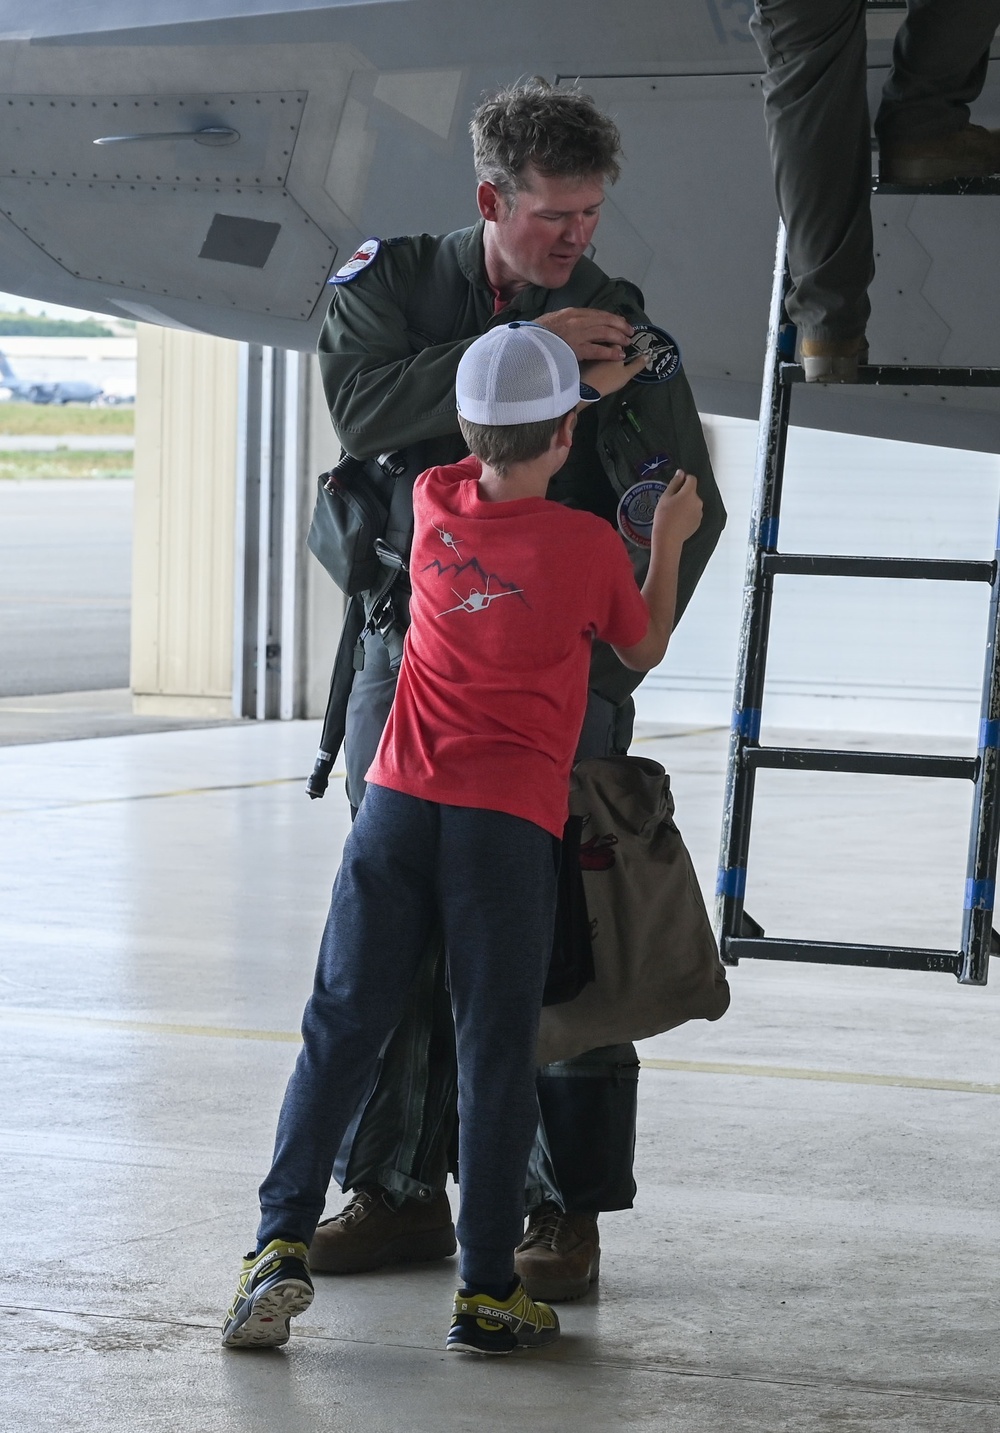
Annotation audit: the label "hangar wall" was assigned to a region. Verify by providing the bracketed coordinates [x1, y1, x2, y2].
[130, 325, 341, 720]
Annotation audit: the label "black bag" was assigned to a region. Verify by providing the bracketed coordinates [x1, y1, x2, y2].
[306, 454, 395, 596]
[543, 815, 596, 1006]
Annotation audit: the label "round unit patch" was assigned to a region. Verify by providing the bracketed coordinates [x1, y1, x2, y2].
[328, 238, 381, 285]
[617, 479, 668, 548]
[626, 323, 682, 384]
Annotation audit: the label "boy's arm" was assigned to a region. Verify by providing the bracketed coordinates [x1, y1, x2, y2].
[578, 353, 648, 404]
[613, 470, 703, 673]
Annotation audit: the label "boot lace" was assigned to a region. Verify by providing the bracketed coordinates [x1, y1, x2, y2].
[316, 1185, 382, 1229]
[520, 1202, 566, 1251]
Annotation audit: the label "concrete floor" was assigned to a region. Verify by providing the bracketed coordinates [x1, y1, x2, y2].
[0, 687, 241, 746]
[2, 720, 998, 1432]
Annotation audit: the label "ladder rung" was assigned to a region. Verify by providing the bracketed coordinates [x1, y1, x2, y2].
[873, 177, 1000, 197]
[745, 747, 978, 780]
[725, 937, 961, 974]
[781, 363, 1000, 388]
[762, 553, 995, 583]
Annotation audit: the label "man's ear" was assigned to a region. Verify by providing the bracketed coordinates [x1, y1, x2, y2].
[477, 181, 504, 224]
[554, 410, 577, 451]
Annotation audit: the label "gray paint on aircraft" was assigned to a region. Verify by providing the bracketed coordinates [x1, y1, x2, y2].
[0, 2, 996, 450]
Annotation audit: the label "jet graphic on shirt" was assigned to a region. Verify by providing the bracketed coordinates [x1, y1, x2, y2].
[437, 576, 525, 617]
[423, 554, 530, 613]
[434, 524, 463, 557]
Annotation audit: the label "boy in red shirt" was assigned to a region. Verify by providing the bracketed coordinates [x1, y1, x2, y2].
[222, 322, 702, 1357]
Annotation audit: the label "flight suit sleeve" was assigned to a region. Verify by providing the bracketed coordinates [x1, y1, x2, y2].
[318, 250, 478, 460]
[584, 274, 728, 705]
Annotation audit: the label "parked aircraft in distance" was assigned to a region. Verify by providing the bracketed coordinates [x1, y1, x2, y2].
[0, 350, 104, 404]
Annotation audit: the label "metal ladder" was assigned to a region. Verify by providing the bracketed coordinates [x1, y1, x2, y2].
[715, 193, 1000, 987]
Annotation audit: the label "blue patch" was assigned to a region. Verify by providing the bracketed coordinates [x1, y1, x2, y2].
[327, 238, 381, 285]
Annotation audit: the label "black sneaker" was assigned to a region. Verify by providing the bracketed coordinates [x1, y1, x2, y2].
[446, 1281, 560, 1356]
[221, 1238, 314, 1349]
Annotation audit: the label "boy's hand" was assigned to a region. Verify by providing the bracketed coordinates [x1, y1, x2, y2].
[652, 469, 702, 546]
[578, 353, 648, 403]
[613, 471, 702, 675]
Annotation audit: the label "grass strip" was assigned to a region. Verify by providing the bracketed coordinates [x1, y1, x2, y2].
[0, 401, 134, 437]
[0, 450, 132, 480]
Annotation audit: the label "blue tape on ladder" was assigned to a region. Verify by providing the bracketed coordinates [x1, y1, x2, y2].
[964, 878, 995, 911]
[731, 707, 762, 741]
[978, 718, 1000, 751]
[994, 516, 1000, 553]
[716, 866, 747, 899]
[760, 517, 779, 549]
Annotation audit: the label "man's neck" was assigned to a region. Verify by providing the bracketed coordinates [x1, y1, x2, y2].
[482, 224, 530, 302]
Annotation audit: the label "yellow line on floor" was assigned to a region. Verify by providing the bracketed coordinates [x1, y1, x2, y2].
[2, 1008, 996, 1094]
[0, 1008, 301, 1042]
[631, 726, 727, 743]
[639, 1057, 1000, 1096]
[0, 772, 345, 815]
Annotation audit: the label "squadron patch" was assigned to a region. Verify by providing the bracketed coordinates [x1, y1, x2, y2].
[328, 238, 381, 285]
[625, 323, 682, 384]
[617, 478, 668, 548]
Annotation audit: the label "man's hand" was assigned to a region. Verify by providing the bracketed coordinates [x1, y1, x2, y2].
[533, 308, 634, 361]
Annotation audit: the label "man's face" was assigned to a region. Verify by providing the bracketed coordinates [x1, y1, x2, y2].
[479, 166, 606, 294]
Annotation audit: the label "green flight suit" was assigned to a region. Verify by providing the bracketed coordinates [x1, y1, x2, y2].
[318, 220, 726, 1212]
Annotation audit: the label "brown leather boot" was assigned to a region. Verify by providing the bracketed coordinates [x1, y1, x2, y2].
[308, 1186, 456, 1274]
[880, 124, 1000, 185]
[799, 335, 869, 384]
[514, 1203, 601, 1302]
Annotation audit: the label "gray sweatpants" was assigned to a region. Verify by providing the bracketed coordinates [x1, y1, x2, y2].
[751, 0, 1000, 340]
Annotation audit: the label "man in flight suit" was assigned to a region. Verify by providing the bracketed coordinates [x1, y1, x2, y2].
[310, 79, 726, 1300]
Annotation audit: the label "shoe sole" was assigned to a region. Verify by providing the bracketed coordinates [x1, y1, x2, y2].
[801, 347, 868, 385]
[309, 1225, 457, 1275]
[517, 1249, 600, 1304]
[446, 1329, 561, 1352]
[446, 1332, 560, 1356]
[446, 1339, 515, 1357]
[222, 1279, 314, 1349]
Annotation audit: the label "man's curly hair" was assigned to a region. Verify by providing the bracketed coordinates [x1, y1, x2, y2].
[470, 78, 622, 205]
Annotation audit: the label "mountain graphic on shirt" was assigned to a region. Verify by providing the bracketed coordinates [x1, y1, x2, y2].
[422, 555, 531, 609]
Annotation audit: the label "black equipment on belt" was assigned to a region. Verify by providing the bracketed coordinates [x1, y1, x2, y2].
[305, 537, 408, 800]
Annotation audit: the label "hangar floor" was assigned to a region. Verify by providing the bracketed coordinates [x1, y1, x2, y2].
[2, 719, 998, 1432]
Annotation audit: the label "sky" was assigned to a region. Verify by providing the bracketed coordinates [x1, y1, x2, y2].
[0, 291, 105, 321]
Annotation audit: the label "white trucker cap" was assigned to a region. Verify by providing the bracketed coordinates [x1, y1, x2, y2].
[456, 321, 598, 426]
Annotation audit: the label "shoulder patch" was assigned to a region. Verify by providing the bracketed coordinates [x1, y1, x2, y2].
[327, 238, 382, 285]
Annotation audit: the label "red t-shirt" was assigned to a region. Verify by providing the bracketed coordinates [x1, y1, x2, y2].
[367, 456, 650, 837]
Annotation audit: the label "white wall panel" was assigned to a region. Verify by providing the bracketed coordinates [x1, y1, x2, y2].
[131, 323, 239, 715]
